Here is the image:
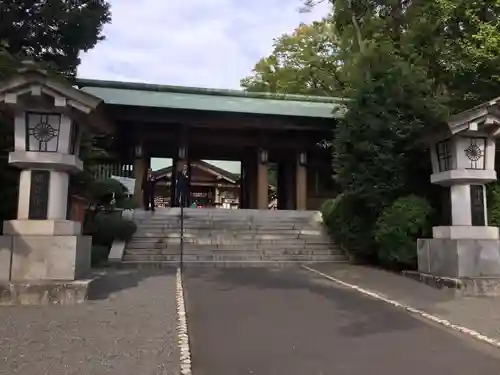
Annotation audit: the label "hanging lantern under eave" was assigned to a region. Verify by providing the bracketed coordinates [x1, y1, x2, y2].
[134, 144, 143, 158]
[299, 151, 307, 166]
[259, 149, 268, 164]
[178, 145, 186, 160]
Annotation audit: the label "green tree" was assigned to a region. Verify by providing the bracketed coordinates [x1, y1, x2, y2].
[302, 0, 500, 112]
[246, 0, 500, 265]
[299, 0, 500, 198]
[240, 20, 343, 95]
[0, 0, 111, 77]
[333, 43, 448, 211]
[407, 0, 500, 111]
[295, 0, 500, 265]
[0, 49, 20, 223]
[0, 2, 112, 223]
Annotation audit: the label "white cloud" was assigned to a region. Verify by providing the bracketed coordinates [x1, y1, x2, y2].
[79, 0, 330, 171]
[78, 0, 330, 89]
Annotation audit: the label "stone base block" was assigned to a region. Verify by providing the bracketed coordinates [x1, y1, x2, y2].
[3, 220, 81, 236]
[0, 236, 13, 282]
[432, 226, 499, 240]
[9, 151, 83, 173]
[417, 238, 500, 277]
[0, 235, 92, 281]
[0, 279, 95, 305]
[403, 271, 500, 297]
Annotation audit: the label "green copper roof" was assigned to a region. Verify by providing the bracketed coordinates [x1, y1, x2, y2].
[77, 79, 346, 119]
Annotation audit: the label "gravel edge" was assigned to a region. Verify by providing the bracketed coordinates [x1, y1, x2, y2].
[176, 267, 193, 375]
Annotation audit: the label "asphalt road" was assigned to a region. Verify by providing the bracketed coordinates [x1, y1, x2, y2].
[183, 266, 500, 375]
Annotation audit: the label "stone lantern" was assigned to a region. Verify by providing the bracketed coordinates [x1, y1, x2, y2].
[417, 100, 500, 284]
[0, 62, 111, 304]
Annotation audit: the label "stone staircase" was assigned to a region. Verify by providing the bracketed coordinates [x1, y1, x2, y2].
[119, 208, 347, 267]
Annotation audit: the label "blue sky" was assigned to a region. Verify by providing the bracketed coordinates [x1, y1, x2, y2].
[77, 0, 330, 172]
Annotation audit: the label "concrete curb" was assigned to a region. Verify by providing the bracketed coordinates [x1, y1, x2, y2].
[302, 265, 500, 350]
[108, 210, 134, 263]
[176, 267, 192, 375]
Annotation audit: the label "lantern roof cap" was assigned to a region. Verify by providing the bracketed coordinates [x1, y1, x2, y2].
[0, 61, 113, 133]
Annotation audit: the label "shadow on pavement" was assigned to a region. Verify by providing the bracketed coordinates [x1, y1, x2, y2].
[184, 266, 421, 338]
[310, 263, 459, 313]
[88, 267, 176, 300]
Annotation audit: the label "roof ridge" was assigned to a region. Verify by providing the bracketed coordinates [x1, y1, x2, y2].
[197, 160, 240, 181]
[152, 161, 240, 181]
[76, 78, 346, 104]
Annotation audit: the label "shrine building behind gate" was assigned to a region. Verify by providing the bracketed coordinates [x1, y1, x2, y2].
[78, 79, 344, 210]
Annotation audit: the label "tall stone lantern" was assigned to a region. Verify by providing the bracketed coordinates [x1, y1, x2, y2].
[0, 62, 111, 304]
[418, 100, 500, 285]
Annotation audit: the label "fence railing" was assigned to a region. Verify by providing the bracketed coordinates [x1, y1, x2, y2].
[90, 163, 134, 181]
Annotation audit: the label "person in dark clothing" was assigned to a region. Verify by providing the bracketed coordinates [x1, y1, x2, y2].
[176, 163, 189, 207]
[142, 168, 156, 211]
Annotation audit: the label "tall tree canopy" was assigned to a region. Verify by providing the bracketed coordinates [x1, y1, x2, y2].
[242, 0, 500, 263]
[246, 0, 500, 112]
[0, 1, 112, 222]
[298, 0, 500, 111]
[241, 20, 343, 96]
[0, 0, 111, 77]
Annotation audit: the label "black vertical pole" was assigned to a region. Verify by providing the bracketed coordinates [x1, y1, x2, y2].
[180, 192, 184, 271]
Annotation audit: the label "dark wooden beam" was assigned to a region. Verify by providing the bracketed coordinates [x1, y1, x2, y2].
[141, 131, 323, 150]
[108, 105, 330, 131]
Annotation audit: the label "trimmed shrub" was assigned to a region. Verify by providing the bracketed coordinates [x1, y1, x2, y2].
[321, 192, 377, 261]
[320, 198, 337, 228]
[91, 244, 110, 267]
[88, 178, 128, 207]
[374, 195, 433, 270]
[83, 209, 137, 266]
[116, 197, 139, 210]
[92, 211, 137, 247]
[487, 183, 500, 227]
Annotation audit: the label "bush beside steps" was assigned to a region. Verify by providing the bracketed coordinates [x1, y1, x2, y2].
[320, 194, 433, 271]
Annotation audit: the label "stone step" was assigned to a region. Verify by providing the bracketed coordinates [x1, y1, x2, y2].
[113, 259, 345, 269]
[133, 229, 320, 236]
[134, 208, 318, 215]
[140, 214, 316, 219]
[135, 215, 317, 222]
[131, 235, 328, 243]
[182, 241, 331, 248]
[134, 214, 318, 220]
[124, 247, 341, 255]
[125, 246, 342, 254]
[124, 249, 341, 257]
[112, 261, 178, 270]
[122, 254, 345, 262]
[137, 216, 319, 221]
[126, 241, 336, 248]
[134, 227, 327, 237]
[135, 211, 316, 216]
[119, 209, 340, 268]
[136, 221, 322, 230]
[137, 224, 317, 229]
[126, 239, 335, 248]
[132, 233, 326, 240]
[138, 213, 317, 218]
[127, 237, 328, 248]
[130, 236, 327, 244]
[144, 226, 323, 231]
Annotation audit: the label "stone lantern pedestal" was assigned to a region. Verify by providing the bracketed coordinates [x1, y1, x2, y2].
[0, 63, 111, 305]
[411, 102, 500, 295]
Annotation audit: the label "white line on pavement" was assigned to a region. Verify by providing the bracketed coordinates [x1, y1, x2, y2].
[176, 267, 193, 375]
[302, 265, 500, 350]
